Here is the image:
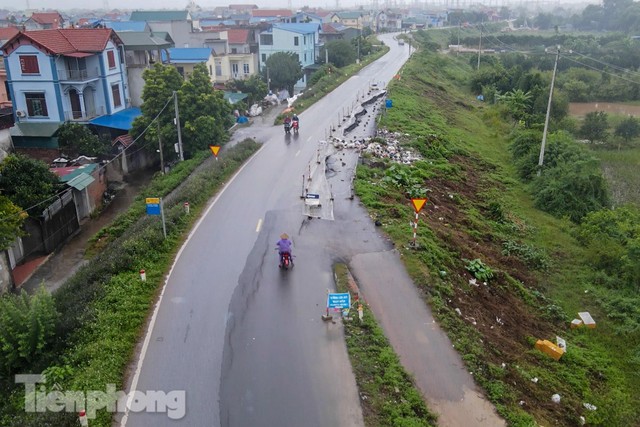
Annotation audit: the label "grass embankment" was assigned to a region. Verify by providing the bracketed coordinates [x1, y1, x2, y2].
[0, 140, 260, 427]
[333, 263, 437, 427]
[353, 31, 639, 426]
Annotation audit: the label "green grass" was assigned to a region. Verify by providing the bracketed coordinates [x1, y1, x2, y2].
[333, 263, 437, 427]
[353, 32, 640, 426]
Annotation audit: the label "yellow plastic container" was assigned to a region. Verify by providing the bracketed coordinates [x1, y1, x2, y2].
[535, 339, 565, 361]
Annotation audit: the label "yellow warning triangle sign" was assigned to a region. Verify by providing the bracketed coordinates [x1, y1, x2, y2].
[411, 198, 427, 213]
[209, 145, 220, 157]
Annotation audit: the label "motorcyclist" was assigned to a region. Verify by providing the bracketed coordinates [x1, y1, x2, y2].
[283, 115, 292, 126]
[275, 233, 293, 267]
[291, 114, 299, 130]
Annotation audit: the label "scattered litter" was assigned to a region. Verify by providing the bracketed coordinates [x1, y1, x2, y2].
[571, 319, 583, 329]
[578, 312, 596, 328]
[579, 416, 586, 425]
[469, 278, 478, 286]
[551, 394, 561, 403]
[583, 403, 597, 411]
[495, 317, 504, 326]
[531, 377, 539, 383]
[518, 400, 525, 406]
[556, 336, 567, 352]
[501, 362, 506, 369]
[535, 339, 565, 361]
[455, 308, 462, 316]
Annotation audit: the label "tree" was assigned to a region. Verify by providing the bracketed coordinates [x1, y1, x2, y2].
[614, 116, 640, 148]
[263, 52, 303, 97]
[496, 89, 532, 122]
[0, 154, 60, 216]
[0, 287, 58, 377]
[226, 74, 267, 106]
[579, 111, 609, 143]
[321, 40, 356, 68]
[177, 63, 232, 157]
[57, 122, 108, 157]
[131, 64, 183, 162]
[0, 195, 26, 250]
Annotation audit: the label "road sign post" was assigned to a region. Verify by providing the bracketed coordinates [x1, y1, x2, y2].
[323, 291, 351, 321]
[146, 197, 167, 239]
[209, 145, 220, 160]
[410, 198, 427, 247]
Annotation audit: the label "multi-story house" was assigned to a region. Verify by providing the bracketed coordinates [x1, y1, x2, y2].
[161, 47, 215, 81]
[129, 10, 194, 48]
[23, 12, 65, 30]
[1, 28, 129, 155]
[258, 23, 320, 92]
[250, 9, 295, 25]
[330, 11, 364, 30]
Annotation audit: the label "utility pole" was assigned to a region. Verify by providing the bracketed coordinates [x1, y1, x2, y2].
[457, 21, 461, 56]
[477, 20, 483, 70]
[538, 46, 560, 176]
[266, 66, 270, 92]
[157, 120, 164, 174]
[173, 90, 184, 161]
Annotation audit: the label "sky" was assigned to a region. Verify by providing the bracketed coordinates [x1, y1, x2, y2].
[0, 0, 595, 14]
[0, 0, 355, 12]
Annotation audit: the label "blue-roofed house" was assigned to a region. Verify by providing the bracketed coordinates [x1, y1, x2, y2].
[258, 23, 320, 92]
[162, 47, 215, 81]
[104, 21, 150, 32]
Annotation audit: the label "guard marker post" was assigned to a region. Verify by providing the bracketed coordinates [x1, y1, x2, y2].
[140, 269, 146, 282]
[79, 410, 89, 427]
[410, 198, 428, 247]
[184, 202, 190, 214]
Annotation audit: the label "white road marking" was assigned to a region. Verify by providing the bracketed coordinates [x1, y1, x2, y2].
[120, 145, 265, 427]
[256, 218, 263, 232]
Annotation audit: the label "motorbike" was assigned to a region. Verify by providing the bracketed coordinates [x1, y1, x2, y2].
[279, 252, 293, 270]
[284, 122, 291, 134]
[292, 119, 299, 134]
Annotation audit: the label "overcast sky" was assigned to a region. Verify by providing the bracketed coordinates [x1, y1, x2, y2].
[0, 0, 363, 12]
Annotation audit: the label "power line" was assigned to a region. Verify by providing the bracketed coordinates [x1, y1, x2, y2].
[0, 94, 174, 223]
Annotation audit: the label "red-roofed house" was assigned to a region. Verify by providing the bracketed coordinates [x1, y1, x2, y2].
[216, 28, 258, 83]
[251, 9, 294, 23]
[23, 12, 65, 30]
[1, 28, 129, 134]
[0, 27, 19, 108]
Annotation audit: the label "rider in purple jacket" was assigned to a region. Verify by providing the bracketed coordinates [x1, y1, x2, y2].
[276, 233, 293, 266]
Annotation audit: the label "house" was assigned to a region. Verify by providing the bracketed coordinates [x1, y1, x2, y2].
[1, 28, 129, 160]
[250, 9, 295, 24]
[229, 4, 259, 14]
[50, 162, 107, 220]
[330, 11, 364, 30]
[23, 12, 65, 30]
[162, 47, 215, 81]
[258, 23, 320, 92]
[320, 22, 359, 43]
[0, 26, 19, 108]
[222, 28, 258, 82]
[116, 30, 174, 107]
[129, 10, 194, 47]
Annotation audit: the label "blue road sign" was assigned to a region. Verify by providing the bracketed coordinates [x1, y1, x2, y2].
[386, 99, 393, 108]
[146, 197, 161, 215]
[327, 293, 351, 309]
[306, 193, 320, 199]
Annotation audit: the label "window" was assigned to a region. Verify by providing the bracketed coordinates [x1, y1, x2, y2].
[260, 34, 273, 45]
[19, 55, 39, 74]
[107, 51, 116, 69]
[304, 53, 307, 62]
[243, 63, 250, 74]
[232, 63, 239, 77]
[25, 92, 48, 116]
[261, 53, 266, 62]
[294, 36, 299, 46]
[111, 84, 122, 107]
[176, 66, 184, 77]
[304, 36, 307, 44]
[231, 48, 237, 54]
[215, 60, 222, 77]
[209, 64, 213, 76]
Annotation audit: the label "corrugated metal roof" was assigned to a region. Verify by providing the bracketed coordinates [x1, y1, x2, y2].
[273, 23, 320, 35]
[117, 31, 174, 50]
[129, 10, 190, 22]
[106, 21, 148, 32]
[162, 47, 212, 62]
[67, 172, 95, 191]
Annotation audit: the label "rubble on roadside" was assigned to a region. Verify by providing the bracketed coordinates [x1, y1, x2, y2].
[329, 129, 423, 164]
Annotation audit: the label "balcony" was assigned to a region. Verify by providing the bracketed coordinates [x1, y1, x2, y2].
[57, 67, 100, 82]
[63, 106, 105, 122]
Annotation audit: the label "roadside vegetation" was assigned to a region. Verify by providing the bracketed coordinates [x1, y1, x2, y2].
[333, 263, 437, 427]
[353, 28, 640, 426]
[0, 139, 260, 426]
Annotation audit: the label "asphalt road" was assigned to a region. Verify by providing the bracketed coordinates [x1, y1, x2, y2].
[121, 33, 504, 427]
